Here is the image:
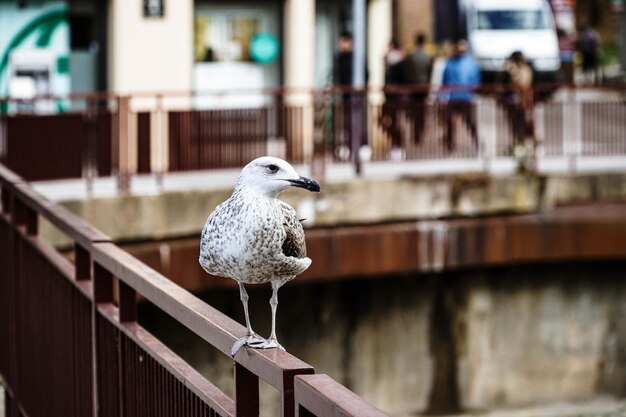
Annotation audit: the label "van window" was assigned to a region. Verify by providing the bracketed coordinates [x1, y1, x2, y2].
[477, 10, 549, 30]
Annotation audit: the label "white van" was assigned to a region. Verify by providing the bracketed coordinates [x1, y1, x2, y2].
[465, 0, 561, 84]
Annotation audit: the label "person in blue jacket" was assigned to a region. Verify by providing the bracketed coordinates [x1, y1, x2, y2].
[440, 39, 481, 151]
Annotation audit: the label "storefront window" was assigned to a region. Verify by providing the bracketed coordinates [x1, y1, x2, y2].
[195, 14, 260, 63]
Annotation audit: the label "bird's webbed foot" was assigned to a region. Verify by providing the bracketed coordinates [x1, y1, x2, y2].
[248, 337, 285, 351]
[231, 333, 266, 357]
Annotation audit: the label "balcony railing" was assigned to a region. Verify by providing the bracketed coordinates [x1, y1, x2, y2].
[0, 162, 388, 417]
[0, 85, 625, 187]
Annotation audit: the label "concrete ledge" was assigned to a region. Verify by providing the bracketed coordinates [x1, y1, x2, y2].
[36, 172, 626, 248]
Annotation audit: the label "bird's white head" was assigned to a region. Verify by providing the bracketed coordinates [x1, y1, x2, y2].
[235, 156, 321, 198]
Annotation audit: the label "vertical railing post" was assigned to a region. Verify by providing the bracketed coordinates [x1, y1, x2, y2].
[118, 280, 137, 323]
[24, 206, 37, 236]
[150, 95, 165, 187]
[534, 101, 545, 159]
[478, 97, 497, 172]
[12, 197, 24, 228]
[563, 87, 582, 172]
[1, 184, 9, 215]
[311, 90, 326, 180]
[83, 97, 98, 195]
[116, 96, 136, 192]
[281, 370, 314, 417]
[235, 362, 259, 417]
[93, 262, 114, 303]
[5, 390, 18, 417]
[75, 244, 91, 282]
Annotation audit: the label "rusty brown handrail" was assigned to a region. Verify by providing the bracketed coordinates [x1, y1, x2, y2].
[0, 162, 389, 417]
[294, 374, 389, 417]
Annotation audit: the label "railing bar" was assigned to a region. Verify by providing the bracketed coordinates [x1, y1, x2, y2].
[294, 374, 389, 417]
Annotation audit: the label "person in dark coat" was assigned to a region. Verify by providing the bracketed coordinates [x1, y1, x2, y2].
[333, 32, 360, 160]
[407, 32, 432, 144]
[381, 38, 412, 156]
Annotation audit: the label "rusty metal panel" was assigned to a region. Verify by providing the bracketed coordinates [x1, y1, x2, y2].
[96, 313, 121, 417]
[0, 210, 16, 387]
[95, 306, 236, 417]
[13, 234, 93, 417]
[5, 114, 83, 180]
[137, 112, 151, 174]
[3, 111, 113, 182]
[168, 108, 270, 172]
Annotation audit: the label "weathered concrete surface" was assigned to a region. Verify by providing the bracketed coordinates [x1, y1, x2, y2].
[140, 263, 626, 417]
[38, 172, 626, 247]
[448, 397, 626, 417]
[454, 268, 626, 410]
[119, 204, 626, 292]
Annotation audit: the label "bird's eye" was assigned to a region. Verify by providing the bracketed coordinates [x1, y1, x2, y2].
[267, 164, 279, 173]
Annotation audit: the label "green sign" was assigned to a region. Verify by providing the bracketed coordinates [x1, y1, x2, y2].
[249, 32, 279, 64]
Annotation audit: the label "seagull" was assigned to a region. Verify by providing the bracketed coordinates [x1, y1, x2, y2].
[199, 156, 320, 357]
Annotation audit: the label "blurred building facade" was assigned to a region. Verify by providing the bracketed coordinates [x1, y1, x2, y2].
[1, 0, 624, 101]
[0, 0, 402, 98]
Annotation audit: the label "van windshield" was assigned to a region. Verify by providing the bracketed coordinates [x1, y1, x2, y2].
[477, 10, 550, 30]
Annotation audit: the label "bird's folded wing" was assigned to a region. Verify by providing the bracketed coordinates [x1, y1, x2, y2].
[279, 201, 307, 259]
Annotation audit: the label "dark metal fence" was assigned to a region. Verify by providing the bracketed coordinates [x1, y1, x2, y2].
[0, 162, 388, 417]
[0, 86, 625, 185]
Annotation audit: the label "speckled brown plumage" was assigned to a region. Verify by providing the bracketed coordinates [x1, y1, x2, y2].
[198, 156, 320, 355]
[199, 188, 310, 285]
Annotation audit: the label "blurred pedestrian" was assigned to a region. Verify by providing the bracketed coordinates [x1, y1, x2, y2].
[334, 32, 354, 87]
[430, 40, 453, 95]
[381, 38, 411, 158]
[333, 32, 355, 160]
[579, 26, 602, 84]
[440, 39, 481, 152]
[503, 51, 534, 142]
[430, 41, 453, 143]
[407, 33, 432, 144]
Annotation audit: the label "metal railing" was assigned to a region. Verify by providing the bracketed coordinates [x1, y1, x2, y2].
[0, 162, 388, 417]
[0, 85, 625, 186]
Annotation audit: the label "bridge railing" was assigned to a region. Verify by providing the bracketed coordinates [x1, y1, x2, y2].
[0, 162, 388, 417]
[1, 85, 625, 187]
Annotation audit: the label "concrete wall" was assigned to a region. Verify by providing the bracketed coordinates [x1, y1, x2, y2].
[139, 263, 626, 416]
[39, 172, 626, 247]
[455, 268, 626, 409]
[108, 0, 193, 94]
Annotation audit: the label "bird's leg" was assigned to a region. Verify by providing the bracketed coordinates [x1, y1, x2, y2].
[253, 281, 285, 350]
[231, 282, 265, 357]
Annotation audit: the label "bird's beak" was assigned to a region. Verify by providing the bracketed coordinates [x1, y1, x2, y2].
[287, 176, 321, 192]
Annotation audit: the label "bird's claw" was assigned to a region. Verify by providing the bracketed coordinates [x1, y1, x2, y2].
[248, 337, 285, 351]
[231, 333, 266, 357]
